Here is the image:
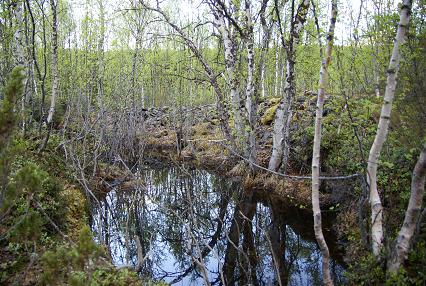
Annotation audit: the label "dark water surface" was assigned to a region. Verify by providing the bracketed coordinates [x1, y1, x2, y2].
[90, 165, 345, 285]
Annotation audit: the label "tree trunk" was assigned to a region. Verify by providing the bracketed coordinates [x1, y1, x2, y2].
[141, 1, 233, 143]
[214, 6, 246, 150]
[311, 0, 337, 285]
[244, 0, 257, 167]
[25, 0, 47, 133]
[38, 0, 58, 152]
[388, 143, 426, 272]
[46, 0, 58, 125]
[12, 0, 28, 137]
[131, 0, 145, 109]
[366, 0, 412, 258]
[12, 0, 25, 68]
[269, 0, 310, 172]
[274, 29, 280, 98]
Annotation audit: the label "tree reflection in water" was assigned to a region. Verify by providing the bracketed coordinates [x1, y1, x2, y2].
[90, 166, 346, 285]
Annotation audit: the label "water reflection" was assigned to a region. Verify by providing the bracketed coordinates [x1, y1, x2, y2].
[90, 166, 345, 285]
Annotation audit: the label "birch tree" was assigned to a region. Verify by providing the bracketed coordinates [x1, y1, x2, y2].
[46, 0, 58, 126]
[130, 0, 147, 109]
[366, 0, 413, 258]
[12, 0, 25, 70]
[269, 0, 310, 172]
[253, 0, 273, 163]
[140, 1, 233, 143]
[210, 0, 273, 167]
[11, 0, 27, 122]
[210, 1, 245, 146]
[38, 0, 58, 152]
[243, 0, 257, 166]
[388, 143, 426, 272]
[311, 0, 337, 285]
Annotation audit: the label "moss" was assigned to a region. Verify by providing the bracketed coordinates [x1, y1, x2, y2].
[261, 104, 279, 125]
[192, 122, 213, 137]
[228, 161, 248, 177]
[61, 185, 88, 241]
[269, 97, 281, 105]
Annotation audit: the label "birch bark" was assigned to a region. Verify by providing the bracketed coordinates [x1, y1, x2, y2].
[38, 0, 58, 152]
[269, 0, 310, 172]
[12, 0, 28, 134]
[274, 29, 280, 98]
[367, 0, 412, 257]
[12, 0, 25, 68]
[214, 6, 245, 147]
[46, 0, 58, 125]
[311, 0, 337, 285]
[244, 0, 257, 166]
[388, 143, 426, 272]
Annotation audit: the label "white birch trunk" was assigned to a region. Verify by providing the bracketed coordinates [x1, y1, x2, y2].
[46, 0, 58, 124]
[215, 11, 245, 145]
[375, 75, 381, 98]
[311, 1, 337, 285]
[13, 1, 25, 67]
[269, 0, 310, 172]
[367, 0, 412, 258]
[261, 61, 266, 98]
[279, 57, 285, 96]
[274, 30, 280, 98]
[13, 0, 28, 133]
[388, 143, 426, 272]
[131, 0, 145, 108]
[244, 0, 257, 165]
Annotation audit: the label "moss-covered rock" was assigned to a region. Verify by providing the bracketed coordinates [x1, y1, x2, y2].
[261, 104, 279, 125]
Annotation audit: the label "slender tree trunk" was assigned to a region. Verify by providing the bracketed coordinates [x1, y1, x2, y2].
[141, 1, 232, 143]
[25, 0, 47, 132]
[244, 0, 257, 167]
[388, 143, 426, 272]
[46, 0, 58, 125]
[366, 0, 412, 258]
[39, 0, 58, 152]
[21, 2, 31, 136]
[39, 10, 48, 133]
[214, 7, 245, 148]
[131, 0, 145, 109]
[91, 0, 106, 175]
[258, 0, 270, 100]
[311, 1, 337, 285]
[12, 0, 25, 68]
[260, 59, 266, 98]
[274, 29, 280, 98]
[269, 0, 310, 172]
[12, 0, 28, 139]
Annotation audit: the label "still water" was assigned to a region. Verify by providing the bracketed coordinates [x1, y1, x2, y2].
[90, 165, 345, 285]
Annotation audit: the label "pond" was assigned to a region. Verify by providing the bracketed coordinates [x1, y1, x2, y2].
[90, 164, 346, 285]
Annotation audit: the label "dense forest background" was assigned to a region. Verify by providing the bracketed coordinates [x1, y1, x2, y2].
[0, 0, 425, 285]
